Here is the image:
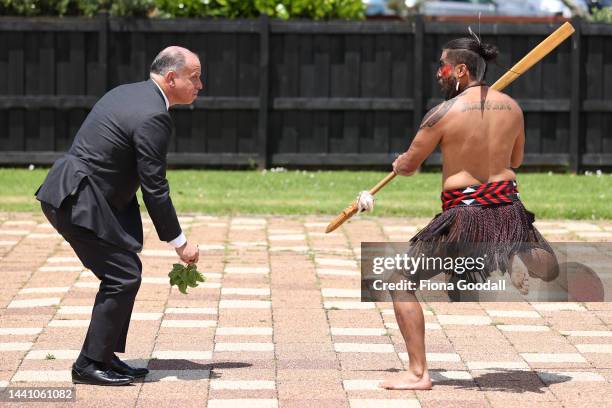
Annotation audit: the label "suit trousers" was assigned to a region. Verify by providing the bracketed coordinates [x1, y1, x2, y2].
[41, 200, 142, 363]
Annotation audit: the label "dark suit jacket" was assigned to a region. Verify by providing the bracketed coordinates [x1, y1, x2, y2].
[36, 80, 181, 253]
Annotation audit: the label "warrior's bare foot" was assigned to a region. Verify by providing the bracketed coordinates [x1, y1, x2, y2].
[379, 370, 432, 390]
[510, 266, 529, 295]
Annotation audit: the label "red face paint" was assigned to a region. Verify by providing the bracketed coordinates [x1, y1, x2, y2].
[438, 63, 453, 78]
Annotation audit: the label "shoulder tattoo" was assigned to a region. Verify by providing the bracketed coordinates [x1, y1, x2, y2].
[460, 100, 512, 112]
[419, 98, 458, 129]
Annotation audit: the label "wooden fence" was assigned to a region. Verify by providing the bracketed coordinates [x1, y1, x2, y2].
[0, 15, 611, 170]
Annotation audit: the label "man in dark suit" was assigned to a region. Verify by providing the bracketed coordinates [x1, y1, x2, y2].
[36, 46, 202, 386]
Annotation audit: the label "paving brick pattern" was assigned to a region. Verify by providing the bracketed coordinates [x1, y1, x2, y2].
[1, 213, 612, 407]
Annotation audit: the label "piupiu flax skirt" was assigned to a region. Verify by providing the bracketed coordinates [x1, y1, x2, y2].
[408, 181, 554, 282]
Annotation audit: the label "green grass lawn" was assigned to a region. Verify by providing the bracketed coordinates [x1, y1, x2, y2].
[2, 168, 611, 219]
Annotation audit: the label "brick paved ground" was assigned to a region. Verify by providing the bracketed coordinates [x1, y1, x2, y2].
[1, 212, 611, 407]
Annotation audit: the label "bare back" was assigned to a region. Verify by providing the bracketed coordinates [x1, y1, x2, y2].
[437, 87, 523, 190]
[393, 86, 525, 191]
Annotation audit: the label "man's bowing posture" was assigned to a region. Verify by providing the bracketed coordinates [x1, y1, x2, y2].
[36, 47, 202, 386]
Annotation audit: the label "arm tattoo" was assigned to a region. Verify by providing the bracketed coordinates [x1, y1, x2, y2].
[419, 98, 458, 129]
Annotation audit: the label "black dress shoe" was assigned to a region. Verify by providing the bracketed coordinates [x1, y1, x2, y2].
[109, 355, 149, 378]
[71, 363, 134, 386]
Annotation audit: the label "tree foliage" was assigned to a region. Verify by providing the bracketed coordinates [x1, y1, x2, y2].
[0, 0, 365, 19]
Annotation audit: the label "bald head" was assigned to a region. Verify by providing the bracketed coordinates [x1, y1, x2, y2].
[150, 46, 202, 107]
[150, 46, 197, 76]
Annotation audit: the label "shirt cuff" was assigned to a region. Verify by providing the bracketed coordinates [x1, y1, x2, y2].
[168, 232, 186, 248]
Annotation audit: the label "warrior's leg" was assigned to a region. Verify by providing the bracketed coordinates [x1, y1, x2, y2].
[379, 271, 432, 390]
[519, 247, 559, 282]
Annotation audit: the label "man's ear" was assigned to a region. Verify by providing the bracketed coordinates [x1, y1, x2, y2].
[165, 71, 176, 87]
[455, 63, 467, 78]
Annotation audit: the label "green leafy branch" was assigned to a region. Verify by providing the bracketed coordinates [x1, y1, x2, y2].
[168, 263, 205, 294]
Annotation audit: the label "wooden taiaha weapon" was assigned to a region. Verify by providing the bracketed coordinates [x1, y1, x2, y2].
[325, 22, 575, 234]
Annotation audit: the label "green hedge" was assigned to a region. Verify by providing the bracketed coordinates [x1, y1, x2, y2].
[0, 0, 365, 19]
[591, 7, 612, 24]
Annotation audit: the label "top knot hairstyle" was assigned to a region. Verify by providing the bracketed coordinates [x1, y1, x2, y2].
[442, 37, 499, 82]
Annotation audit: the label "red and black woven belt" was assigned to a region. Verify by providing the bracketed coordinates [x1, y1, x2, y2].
[441, 180, 519, 211]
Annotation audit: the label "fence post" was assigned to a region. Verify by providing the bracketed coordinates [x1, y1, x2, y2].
[412, 14, 425, 135]
[570, 17, 581, 173]
[96, 11, 109, 95]
[257, 14, 270, 169]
